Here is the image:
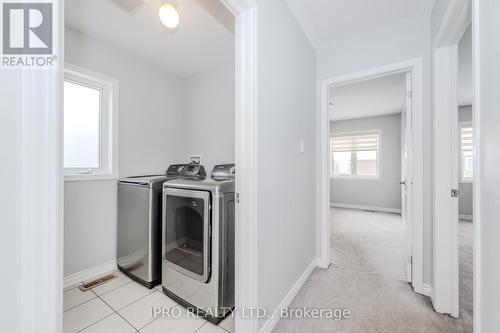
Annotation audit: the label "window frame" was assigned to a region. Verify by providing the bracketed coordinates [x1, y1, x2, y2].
[64, 63, 119, 181]
[459, 121, 473, 183]
[330, 130, 382, 180]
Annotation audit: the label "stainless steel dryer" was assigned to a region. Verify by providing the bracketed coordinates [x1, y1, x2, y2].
[117, 164, 186, 288]
[162, 164, 235, 324]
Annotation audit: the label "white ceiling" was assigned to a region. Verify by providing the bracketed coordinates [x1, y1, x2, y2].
[329, 73, 406, 121]
[458, 25, 472, 106]
[65, 0, 234, 77]
[286, 0, 435, 50]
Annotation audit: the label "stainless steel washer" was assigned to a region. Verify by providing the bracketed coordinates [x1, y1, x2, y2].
[117, 165, 186, 288]
[162, 164, 235, 324]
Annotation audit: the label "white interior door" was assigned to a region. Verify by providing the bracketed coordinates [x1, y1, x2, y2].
[402, 72, 413, 284]
[433, 45, 459, 317]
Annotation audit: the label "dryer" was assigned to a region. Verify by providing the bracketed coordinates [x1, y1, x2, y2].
[162, 164, 235, 323]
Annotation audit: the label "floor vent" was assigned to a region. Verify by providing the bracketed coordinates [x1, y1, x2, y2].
[79, 273, 117, 292]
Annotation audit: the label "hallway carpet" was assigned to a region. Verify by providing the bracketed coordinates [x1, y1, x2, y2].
[273, 208, 473, 333]
[459, 219, 473, 320]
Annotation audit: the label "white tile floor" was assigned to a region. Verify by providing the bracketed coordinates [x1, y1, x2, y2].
[63, 271, 234, 333]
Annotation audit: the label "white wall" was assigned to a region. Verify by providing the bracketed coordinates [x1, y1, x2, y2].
[316, 14, 434, 284]
[255, 0, 317, 328]
[458, 106, 472, 216]
[476, 1, 500, 330]
[182, 62, 235, 173]
[330, 114, 401, 210]
[64, 28, 235, 277]
[64, 29, 185, 276]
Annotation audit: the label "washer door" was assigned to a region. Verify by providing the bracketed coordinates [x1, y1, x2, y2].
[163, 188, 211, 283]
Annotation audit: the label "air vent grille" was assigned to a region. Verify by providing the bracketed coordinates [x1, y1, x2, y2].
[111, 0, 146, 14]
[79, 273, 117, 292]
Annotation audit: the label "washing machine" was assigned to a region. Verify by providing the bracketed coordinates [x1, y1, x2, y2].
[116, 164, 187, 288]
[162, 164, 235, 323]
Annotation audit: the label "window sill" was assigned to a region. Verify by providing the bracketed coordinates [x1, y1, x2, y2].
[460, 179, 473, 184]
[64, 173, 118, 182]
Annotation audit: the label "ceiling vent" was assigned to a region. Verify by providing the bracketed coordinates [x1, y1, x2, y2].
[111, 0, 147, 14]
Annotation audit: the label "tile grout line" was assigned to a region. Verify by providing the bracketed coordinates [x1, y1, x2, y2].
[218, 319, 234, 333]
[93, 280, 134, 297]
[216, 315, 235, 333]
[95, 285, 176, 332]
[63, 294, 98, 313]
[95, 290, 149, 331]
[66, 281, 232, 333]
[138, 304, 181, 332]
[63, 279, 131, 313]
[135, 303, 183, 332]
[67, 282, 155, 332]
[104, 287, 157, 313]
[193, 321, 208, 333]
[193, 320, 233, 333]
[114, 307, 142, 332]
[64, 275, 154, 332]
[73, 312, 116, 333]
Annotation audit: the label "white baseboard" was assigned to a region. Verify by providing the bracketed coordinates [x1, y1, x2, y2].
[64, 259, 117, 289]
[413, 282, 432, 297]
[259, 260, 317, 333]
[330, 202, 401, 214]
[421, 283, 433, 297]
[459, 214, 473, 221]
[315, 256, 330, 269]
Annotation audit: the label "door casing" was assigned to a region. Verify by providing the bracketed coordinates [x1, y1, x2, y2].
[431, 0, 472, 320]
[401, 72, 414, 284]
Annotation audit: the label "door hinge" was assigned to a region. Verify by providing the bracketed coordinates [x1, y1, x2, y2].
[408, 90, 413, 98]
[408, 256, 413, 264]
[451, 189, 459, 198]
[235, 192, 240, 203]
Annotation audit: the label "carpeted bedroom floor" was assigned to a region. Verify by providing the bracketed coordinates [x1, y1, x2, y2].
[273, 208, 473, 333]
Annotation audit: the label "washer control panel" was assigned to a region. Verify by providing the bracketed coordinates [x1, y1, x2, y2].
[211, 164, 236, 180]
[166, 164, 187, 176]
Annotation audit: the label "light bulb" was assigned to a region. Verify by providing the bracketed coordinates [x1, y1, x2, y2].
[159, 3, 179, 29]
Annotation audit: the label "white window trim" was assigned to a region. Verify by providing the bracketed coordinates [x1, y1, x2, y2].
[459, 121, 473, 183]
[64, 63, 119, 182]
[330, 129, 382, 180]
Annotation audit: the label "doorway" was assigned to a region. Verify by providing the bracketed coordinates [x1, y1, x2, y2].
[62, 1, 237, 332]
[49, 0, 258, 332]
[328, 72, 412, 283]
[318, 59, 426, 294]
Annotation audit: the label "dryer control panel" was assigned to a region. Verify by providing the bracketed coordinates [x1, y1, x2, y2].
[211, 164, 236, 180]
[181, 163, 207, 178]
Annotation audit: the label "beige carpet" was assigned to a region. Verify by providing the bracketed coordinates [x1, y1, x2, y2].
[459, 219, 473, 317]
[273, 208, 473, 333]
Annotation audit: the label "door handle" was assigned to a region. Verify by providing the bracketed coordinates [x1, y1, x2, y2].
[400, 181, 406, 185]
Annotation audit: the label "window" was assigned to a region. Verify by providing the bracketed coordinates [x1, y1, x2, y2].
[330, 131, 380, 178]
[64, 64, 118, 181]
[460, 123, 473, 182]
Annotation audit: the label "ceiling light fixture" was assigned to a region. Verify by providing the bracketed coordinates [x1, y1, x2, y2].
[159, 2, 179, 29]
